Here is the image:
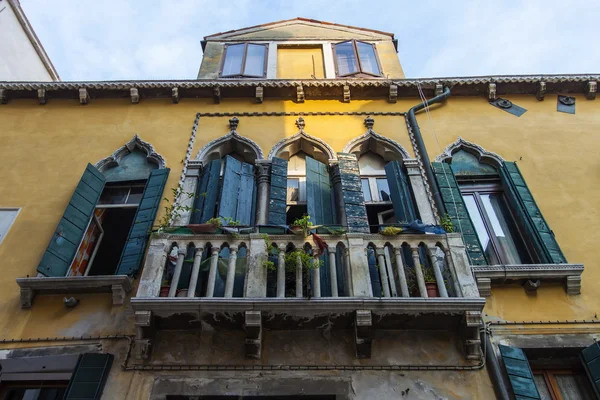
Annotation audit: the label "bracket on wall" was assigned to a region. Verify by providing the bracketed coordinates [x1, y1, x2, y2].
[213, 86, 221, 104]
[130, 88, 140, 104]
[79, 88, 89, 105]
[354, 310, 372, 358]
[244, 310, 262, 359]
[0, 89, 7, 104]
[343, 85, 351, 103]
[134, 310, 153, 360]
[487, 83, 497, 101]
[255, 86, 264, 103]
[585, 81, 597, 100]
[37, 89, 46, 105]
[389, 84, 398, 103]
[490, 98, 527, 117]
[296, 85, 304, 103]
[172, 87, 179, 104]
[557, 95, 576, 114]
[434, 83, 444, 96]
[536, 81, 546, 101]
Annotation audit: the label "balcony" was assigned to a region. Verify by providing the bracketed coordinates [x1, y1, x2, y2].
[131, 232, 484, 360]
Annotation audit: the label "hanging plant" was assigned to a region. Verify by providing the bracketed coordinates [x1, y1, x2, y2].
[440, 214, 455, 233]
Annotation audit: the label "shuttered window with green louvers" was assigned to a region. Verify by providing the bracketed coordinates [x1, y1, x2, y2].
[385, 160, 418, 224]
[431, 162, 487, 265]
[499, 345, 541, 399]
[581, 341, 600, 397]
[337, 153, 369, 232]
[218, 155, 256, 226]
[306, 156, 335, 225]
[268, 157, 288, 225]
[190, 160, 221, 224]
[64, 353, 113, 400]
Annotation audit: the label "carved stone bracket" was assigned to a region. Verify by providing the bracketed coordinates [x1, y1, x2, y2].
[586, 81, 597, 100]
[296, 85, 305, 103]
[38, 88, 46, 105]
[0, 89, 7, 104]
[389, 84, 398, 103]
[487, 83, 497, 101]
[536, 81, 547, 101]
[79, 88, 89, 105]
[134, 310, 153, 360]
[172, 87, 179, 104]
[213, 86, 221, 104]
[95, 133, 166, 172]
[435, 83, 444, 96]
[355, 310, 372, 358]
[244, 310, 262, 359]
[255, 86, 263, 103]
[343, 85, 351, 102]
[130, 88, 140, 103]
[462, 311, 482, 360]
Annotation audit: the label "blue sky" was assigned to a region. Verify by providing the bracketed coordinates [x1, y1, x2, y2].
[22, 0, 600, 81]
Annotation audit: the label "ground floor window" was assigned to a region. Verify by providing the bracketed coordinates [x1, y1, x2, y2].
[533, 369, 595, 400]
[0, 381, 68, 400]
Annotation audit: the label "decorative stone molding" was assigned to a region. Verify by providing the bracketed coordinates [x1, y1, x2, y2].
[342, 121, 411, 160]
[194, 123, 264, 164]
[37, 88, 46, 105]
[95, 134, 167, 172]
[134, 310, 153, 360]
[472, 263, 584, 295]
[536, 81, 547, 101]
[244, 311, 262, 359]
[487, 83, 497, 101]
[229, 116, 239, 130]
[462, 311, 482, 360]
[434, 136, 505, 167]
[130, 88, 139, 103]
[172, 87, 179, 104]
[213, 86, 221, 104]
[296, 85, 304, 103]
[16, 275, 133, 308]
[343, 85, 351, 102]
[389, 84, 398, 103]
[434, 83, 444, 96]
[174, 113, 201, 210]
[355, 310, 372, 358]
[267, 120, 336, 161]
[78, 88, 89, 105]
[586, 81, 597, 100]
[255, 86, 263, 103]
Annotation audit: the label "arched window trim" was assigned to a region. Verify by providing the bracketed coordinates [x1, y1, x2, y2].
[195, 129, 264, 165]
[95, 134, 166, 172]
[343, 128, 411, 161]
[267, 125, 336, 163]
[434, 137, 504, 167]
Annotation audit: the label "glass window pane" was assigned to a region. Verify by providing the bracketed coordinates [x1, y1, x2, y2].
[126, 186, 144, 205]
[99, 187, 129, 204]
[357, 42, 381, 75]
[555, 373, 596, 400]
[221, 44, 244, 76]
[533, 375, 552, 400]
[334, 41, 359, 75]
[243, 44, 266, 76]
[361, 178, 372, 202]
[481, 194, 531, 264]
[463, 195, 500, 265]
[376, 178, 391, 201]
[287, 178, 299, 202]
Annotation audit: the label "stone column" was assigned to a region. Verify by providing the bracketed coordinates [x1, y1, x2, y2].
[312, 252, 321, 298]
[404, 158, 437, 225]
[168, 246, 187, 297]
[187, 245, 204, 297]
[376, 247, 390, 297]
[346, 234, 372, 297]
[244, 234, 268, 297]
[383, 246, 397, 296]
[254, 160, 272, 226]
[206, 247, 220, 298]
[224, 246, 238, 298]
[173, 163, 201, 226]
[296, 253, 303, 298]
[393, 247, 410, 297]
[412, 248, 427, 298]
[328, 247, 339, 297]
[446, 233, 480, 297]
[343, 248, 353, 296]
[277, 244, 286, 298]
[330, 162, 347, 227]
[428, 247, 449, 297]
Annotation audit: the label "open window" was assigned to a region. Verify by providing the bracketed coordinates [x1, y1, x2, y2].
[220, 43, 268, 78]
[333, 40, 382, 77]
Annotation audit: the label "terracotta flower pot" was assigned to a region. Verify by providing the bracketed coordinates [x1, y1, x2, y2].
[290, 225, 305, 235]
[425, 282, 439, 297]
[160, 285, 170, 297]
[186, 223, 218, 234]
[176, 289, 189, 297]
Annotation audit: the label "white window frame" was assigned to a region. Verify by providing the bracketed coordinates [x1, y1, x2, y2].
[362, 175, 392, 204]
[286, 174, 307, 205]
[0, 208, 21, 246]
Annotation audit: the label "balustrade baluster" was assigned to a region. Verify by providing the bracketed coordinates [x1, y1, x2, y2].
[168, 247, 186, 297]
[277, 245, 286, 298]
[206, 247, 220, 298]
[187, 245, 204, 297]
[296, 253, 303, 298]
[411, 247, 427, 298]
[393, 247, 410, 297]
[328, 247, 338, 297]
[428, 247, 448, 297]
[383, 246, 397, 297]
[376, 247, 391, 297]
[224, 246, 238, 298]
[313, 252, 321, 298]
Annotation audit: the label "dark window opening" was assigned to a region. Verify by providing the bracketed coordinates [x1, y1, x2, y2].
[0, 381, 68, 400]
[88, 207, 136, 275]
[168, 397, 336, 400]
[286, 204, 307, 225]
[365, 204, 395, 233]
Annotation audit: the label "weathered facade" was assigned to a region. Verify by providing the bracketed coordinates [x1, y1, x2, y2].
[0, 18, 598, 399]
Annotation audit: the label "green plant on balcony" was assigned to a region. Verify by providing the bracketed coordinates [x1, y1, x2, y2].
[284, 249, 323, 271]
[290, 215, 313, 236]
[440, 213, 454, 233]
[154, 186, 202, 234]
[260, 233, 277, 271]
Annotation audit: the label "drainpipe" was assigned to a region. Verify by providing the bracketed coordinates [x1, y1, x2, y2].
[406, 86, 451, 218]
[481, 329, 511, 400]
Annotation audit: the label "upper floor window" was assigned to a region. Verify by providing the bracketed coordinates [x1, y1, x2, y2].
[220, 43, 268, 78]
[333, 40, 382, 77]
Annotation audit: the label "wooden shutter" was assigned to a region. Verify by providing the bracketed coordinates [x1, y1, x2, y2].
[268, 157, 288, 225]
[499, 345, 541, 399]
[432, 162, 487, 265]
[115, 168, 170, 276]
[190, 160, 220, 224]
[37, 164, 106, 277]
[338, 153, 369, 232]
[218, 155, 256, 226]
[581, 341, 600, 397]
[500, 162, 566, 264]
[385, 160, 418, 223]
[64, 353, 113, 400]
[306, 156, 335, 225]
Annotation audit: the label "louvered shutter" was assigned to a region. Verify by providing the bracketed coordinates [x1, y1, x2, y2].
[37, 164, 106, 277]
[385, 160, 418, 223]
[218, 155, 256, 226]
[115, 168, 170, 276]
[64, 353, 113, 400]
[500, 162, 566, 264]
[306, 156, 335, 225]
[338, 153, 369, 232]
[581, 341, 600, 397]
[190, 160, 220, 224]
[268, 157, 288, 225]
[431, 162, 487, 265]
[499, 345, 541, 400]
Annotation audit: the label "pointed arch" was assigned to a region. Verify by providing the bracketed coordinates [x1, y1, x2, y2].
[268, 130, 335, 164]
[343, 129, 410, 161]
[195, 130, 264, 164]
[95, 134, 166, 172]
[434, 137, 504, 167]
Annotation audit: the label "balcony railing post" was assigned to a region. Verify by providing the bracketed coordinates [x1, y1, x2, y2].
[383, 247, 397, 297]
[136, 238, 169, 297]
[411, 247, 428, 298]
[343, 247, 353, 296]
[206, 247, 220, 298]
[445, 233, 481, 297]
[328, 247, 338, 297]
[444, 248, 463, 297]
[187, 245, 204, 297]
[168, 246, 187, 297]
[244, 234, 268, 297]
[345, 234, 372, 297]
[295, 253, 303, 298]
[393, 247, 410, 297]
[428, 247, 449, 297]
[224, 246, 238, 298]
[376, 247, 391, 297]
[277, 244, 286, 298]
[312, 252, 321, 298]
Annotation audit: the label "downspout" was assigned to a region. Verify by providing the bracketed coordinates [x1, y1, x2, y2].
[481, 328, 511, 400]
[406, 86, 451, 218]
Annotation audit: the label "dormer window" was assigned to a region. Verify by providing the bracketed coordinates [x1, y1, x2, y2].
[220, 43, 268, 78]
[333, 40, 382, 77]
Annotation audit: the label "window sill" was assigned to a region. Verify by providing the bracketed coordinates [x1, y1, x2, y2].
[471, 263, 584, 296]
[16, 275, 133, 308]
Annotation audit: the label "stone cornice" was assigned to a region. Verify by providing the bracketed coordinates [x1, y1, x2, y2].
[1, 75, 598, 103]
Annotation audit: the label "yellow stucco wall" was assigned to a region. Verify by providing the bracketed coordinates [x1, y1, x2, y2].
[277, 46, 325, 79]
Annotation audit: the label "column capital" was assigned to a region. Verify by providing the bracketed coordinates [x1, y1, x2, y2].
[255, 159, 272, 184]
[277, 244, 287, 252]
[375, 247, 387, 257]
[393, 247, 403, 256]
[329, 163, 341, 185]
[229, 245, 239, 254]
[177, 248, 187, 256]
[327, 246, 337, 254]
[211, 247, 220, 256]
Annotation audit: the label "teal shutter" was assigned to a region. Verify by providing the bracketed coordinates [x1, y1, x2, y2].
[37, 164, 106, 277]
[218, 155, 256, 226]
[306, 156, 335, 225]
[268, 157, 288, 225]
[499, 345, 541, 400]
[190, 160, 220, 224]
[338, 153, 369, 233]
[432, 162, 487, 265]
[64, 353, 113, 400]
[500, 162, 566, 264]
[115, 168, 170, 276]
[385, 160, 418, 223]
[581, 341, 600, 397]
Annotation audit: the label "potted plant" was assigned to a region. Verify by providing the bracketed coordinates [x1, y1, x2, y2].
[187, 217, 221, 234]
[421, 264, 439, 297]
[290, 215, 312, 236]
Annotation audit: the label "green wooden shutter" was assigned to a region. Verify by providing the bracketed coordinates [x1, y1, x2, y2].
[64, 353, 113, 400]
[268, 157, 288, 225]
[500, 162, 566, 264]
[432, 162, 487, 265]
[218, 155, 256, 226]
[385, 160, 418, 223]
[581, 341, 600, 397]
[306, 156, 334, 225]
[37, 164, 106, 277]
[338, 153, 369, 233]
[190, 160, 220, 224]
[115, 168, 170, 276]
[499, 345, 541, 400]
